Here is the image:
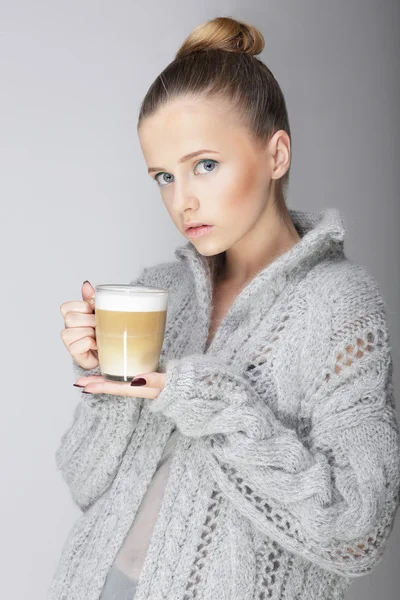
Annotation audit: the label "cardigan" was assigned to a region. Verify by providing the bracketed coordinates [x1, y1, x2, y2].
[48, 207, 400, 600]
[113, 426, 179, 581]
[99, 427, 179, 600]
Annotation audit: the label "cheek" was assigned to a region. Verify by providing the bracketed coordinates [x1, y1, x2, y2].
[219, 166, 262, 213]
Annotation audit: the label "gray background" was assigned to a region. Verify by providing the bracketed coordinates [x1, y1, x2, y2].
[1, 1, 399, 598]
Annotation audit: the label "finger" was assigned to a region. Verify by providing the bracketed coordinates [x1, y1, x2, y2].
[81, 372, 167, 389]
[64, 311, 96, 328]
[60, 327, 96, 351]
[82, 380, 161, 400]
[68, 335, 98, 362]
[75, 375, 107, 385]
[61, 326, 95, 343]
[129, 371, 166, 389]
[75, 373, 165, 387]
[82, 281, 96, 304]
[60, 300, 94, 320]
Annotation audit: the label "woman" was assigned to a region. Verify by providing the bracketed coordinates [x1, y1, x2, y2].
[51, 16, 400, 600]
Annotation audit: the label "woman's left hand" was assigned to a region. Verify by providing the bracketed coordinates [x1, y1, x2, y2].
[74, 372, 167, 400]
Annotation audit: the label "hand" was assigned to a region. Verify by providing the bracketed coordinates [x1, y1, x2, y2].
[75, 371, 167, 400]
[60, 280, 99, 370]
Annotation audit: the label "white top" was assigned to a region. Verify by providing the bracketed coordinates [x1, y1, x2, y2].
[113, 427, 180, 581]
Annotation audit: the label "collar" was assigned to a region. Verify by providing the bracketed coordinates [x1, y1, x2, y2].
[174, 207, 346, 353]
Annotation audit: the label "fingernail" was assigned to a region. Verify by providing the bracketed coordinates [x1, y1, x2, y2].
[82, 391, 91, 394]
[83, 280, 90, 285]
[73, 383, 85, 388]
[130, 377, 147, 386]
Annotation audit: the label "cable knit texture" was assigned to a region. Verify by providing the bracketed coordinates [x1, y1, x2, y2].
[48, 208, 400, 600]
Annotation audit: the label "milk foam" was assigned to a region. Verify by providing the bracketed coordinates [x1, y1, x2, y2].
[95, 286, 168, 312]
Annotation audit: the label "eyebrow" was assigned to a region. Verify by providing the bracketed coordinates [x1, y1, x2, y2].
[148, 149, 220, 174]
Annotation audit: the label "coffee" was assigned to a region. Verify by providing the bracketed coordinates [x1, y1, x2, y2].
[94, 284, 169, 382]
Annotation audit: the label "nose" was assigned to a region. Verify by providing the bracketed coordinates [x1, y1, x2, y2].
[171, 176, 199, 214]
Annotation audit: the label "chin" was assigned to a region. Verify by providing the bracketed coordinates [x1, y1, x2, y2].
[194, 244, 227, 258]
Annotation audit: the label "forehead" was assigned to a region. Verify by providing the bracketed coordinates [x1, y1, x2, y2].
[138, 97, 253, 159]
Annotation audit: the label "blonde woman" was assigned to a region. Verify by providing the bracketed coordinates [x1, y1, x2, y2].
[52, 16, 400, 600]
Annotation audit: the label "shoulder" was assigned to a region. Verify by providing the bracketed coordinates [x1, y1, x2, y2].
[297, 258, 393, 406]
[303, 257, 389, 330]
[298, 258, 391, 385]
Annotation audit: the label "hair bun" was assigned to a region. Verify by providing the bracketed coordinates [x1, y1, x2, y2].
[176, 16, 265, 60]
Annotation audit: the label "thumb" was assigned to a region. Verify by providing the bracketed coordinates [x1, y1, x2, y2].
[82, 280, 96, 307]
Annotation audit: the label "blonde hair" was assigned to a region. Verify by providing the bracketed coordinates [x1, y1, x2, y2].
[137, 16, 292, 284]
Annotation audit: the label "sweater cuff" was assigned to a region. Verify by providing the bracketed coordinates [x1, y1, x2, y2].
[145, 354, 254, 438]
[72, 359, 101, 380]
[147, 356, 197, 416]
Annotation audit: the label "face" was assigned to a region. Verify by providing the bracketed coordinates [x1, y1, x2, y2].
[138, 96, 287, 258]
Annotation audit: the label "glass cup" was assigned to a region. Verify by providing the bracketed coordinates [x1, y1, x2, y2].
[94, 284, 169, 382]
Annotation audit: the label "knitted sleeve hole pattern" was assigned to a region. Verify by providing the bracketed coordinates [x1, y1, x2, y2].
[326, 331, 379, 381]
[311, 327, 395, 569]
[298, 328, 387, 441]
[320, 330, 394, 567]
[323, 507, 399, 572]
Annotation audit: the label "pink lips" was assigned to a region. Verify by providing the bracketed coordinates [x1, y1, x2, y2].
[185, 225, 214, 238]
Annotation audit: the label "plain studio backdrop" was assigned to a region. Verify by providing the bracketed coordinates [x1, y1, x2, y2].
[1, 1, 399, 599]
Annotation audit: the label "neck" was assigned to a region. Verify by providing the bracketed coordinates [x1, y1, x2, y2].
[220, 201, 301, 287]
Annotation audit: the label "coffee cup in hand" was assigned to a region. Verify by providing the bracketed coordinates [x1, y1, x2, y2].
[94, 284, 169, 382]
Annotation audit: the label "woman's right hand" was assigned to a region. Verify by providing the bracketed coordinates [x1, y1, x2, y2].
[60, 281, 99, 370]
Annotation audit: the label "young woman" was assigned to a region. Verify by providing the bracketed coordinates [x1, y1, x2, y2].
[52, 16, 400, 600]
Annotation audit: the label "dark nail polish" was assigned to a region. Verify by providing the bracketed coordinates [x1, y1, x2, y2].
[130, 378, 147, 386]
[83, 280, 90, 285]
[73, 384, 85, 388]
[82, 391, 91, 394]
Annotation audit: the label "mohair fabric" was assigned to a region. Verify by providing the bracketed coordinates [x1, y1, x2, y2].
[48, 207, 400, 600]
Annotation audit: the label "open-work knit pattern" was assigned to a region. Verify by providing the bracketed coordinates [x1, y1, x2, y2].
[49, 208, 400, 600]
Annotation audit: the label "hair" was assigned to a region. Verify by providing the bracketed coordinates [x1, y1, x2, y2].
[137, 16, 292, 284]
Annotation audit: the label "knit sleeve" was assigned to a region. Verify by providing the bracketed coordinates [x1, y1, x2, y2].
[57, 267, 151, 512]
[147, 280, 400, 577]
[55, 395, 144, 512]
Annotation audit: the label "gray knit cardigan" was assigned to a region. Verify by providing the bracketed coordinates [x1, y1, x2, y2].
[48, 207, 400, 600]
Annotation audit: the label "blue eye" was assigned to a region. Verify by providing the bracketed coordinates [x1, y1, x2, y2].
[195, 159, 218, 174]
[153, 159, 218, 187]
[154, 172, 173, 187]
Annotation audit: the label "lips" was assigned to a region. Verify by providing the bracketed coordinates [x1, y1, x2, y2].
[185, 224, 214, 238]
[183, 221, 211, 231]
